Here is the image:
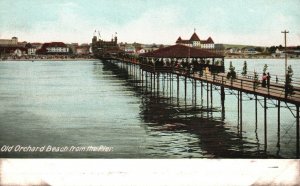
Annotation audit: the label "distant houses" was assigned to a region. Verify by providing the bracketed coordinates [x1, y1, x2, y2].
[1, 35, 299, 59]
[25, 43, 37, 55]
[0, 37, 26, 57]
[272, 46, 300, 58]
[0, 36, 92, 58]
[118, 42, 160, 55]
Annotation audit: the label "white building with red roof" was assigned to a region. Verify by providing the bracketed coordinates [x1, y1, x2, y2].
[38, 42, 69, 54]
[176, 32, 215, 49]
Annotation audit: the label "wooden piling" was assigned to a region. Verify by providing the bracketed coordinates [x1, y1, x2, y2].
[184, 76, 187, 101]
[210, 83, 213, 109]
[177, 75, 179, 100]
[207, 82, 209, 109]
[221, 86, 225, 120]
[240, 91, 243, 131]
[157, 73, 160, 96]
[194, 79, 197, 106]
[201, 81, 203, 106]
[297, 105, 299, 158]
[255, 95, 258, 124]
[238, 91, 240, 125]
[264, 97, 267, 152]
[277, 101, 280, 148]
[153, 72, 156, 93]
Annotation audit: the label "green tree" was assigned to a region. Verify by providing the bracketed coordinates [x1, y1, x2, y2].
[241, 61, 247, 76]
[227, 61, 236, 79]
[267, 46, 276, 53]
[263, 64, 268, 73]
[255, 47, 263, 53]
[253, 71, 259, 89]
[285, 65, 294, 96]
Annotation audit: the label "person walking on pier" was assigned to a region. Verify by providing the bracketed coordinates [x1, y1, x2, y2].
[262, 73, 267, 88]
[267, 72, 271, 89]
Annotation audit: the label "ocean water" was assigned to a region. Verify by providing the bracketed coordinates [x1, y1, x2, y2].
[0, 59, 299, 158]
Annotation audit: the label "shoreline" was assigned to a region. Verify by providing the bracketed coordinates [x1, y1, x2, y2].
[1, 58, 98, 62]
[225, 57, 300, 60]
[1, 57, 300, 62]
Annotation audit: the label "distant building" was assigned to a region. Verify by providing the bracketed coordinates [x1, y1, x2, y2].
[0, 46, 27, 57]
[124, 44, 136, 54]
[25, 43, 37, 55]
[92, 34, 119, 56]
[136, 48, 146, 54]
[31, 43, 43, 50]
[38, 42, 69, 55]
[225, 47, 241, 54]
[76, 44, 90, 55]
[200, 37, 214, 49]
[0, 37, 18, 46]
[242, 47, 259, 54]
[0, 37, 29, 57]
[176, 32, 215, 49]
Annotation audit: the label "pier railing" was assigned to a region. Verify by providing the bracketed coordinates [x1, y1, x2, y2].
[111, 57, 300, 105]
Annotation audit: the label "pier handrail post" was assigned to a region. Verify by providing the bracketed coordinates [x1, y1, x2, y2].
[241, 79, 243, 89]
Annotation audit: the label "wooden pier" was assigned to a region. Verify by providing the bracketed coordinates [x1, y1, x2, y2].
[98, 44, 300, 158]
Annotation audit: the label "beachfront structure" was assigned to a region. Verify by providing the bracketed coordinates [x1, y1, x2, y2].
[0, 37, 18, 46]
[0, 46, 27, 57]
[139, 44, 224, 73]
[38, 42, 69, 55]
[76, 45, 90, 55]
[124, 45, 136, 54]
[176, 32, 215, 49]
[25, 43, 37, 55]
[92, 33, 122, 59]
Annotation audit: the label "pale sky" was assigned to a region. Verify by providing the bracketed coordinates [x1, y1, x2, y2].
[0, 0, 299, 46]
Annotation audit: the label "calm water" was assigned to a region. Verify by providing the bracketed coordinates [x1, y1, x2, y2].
[0, 59, 299, 158]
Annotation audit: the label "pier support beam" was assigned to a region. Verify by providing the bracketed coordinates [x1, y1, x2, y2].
[141, 70, 144, 91]
[163, 75, 165, 96]
[240, 91, 243, 134]
[184, 76, 187, 102]
[264, 97, 267, 152]
[238, 91, 240, 125]
[297, 105, 299, 158]
[206, 82, 209, 118]
[255, 95, 258, 124]
[240, 92, 243, 119]
[201, 81, 203, 106]
[210, 84, 213, 107]
[207, 82, 209, 109]
[170, 73, 173, 98]
[221, 86, 225, 120]
[177, 75, 179, 102]
[153, 73, 156, 94]
[194, 79, 197, 106]
[150, 73, 153, 92]
[277, 101, 280, 150]
[145, 72, 148, 92]
[157, 73, 160, 96]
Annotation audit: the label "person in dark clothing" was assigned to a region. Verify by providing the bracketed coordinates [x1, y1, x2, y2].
[262, 73, 267, 88]
[267, 72, 271, 88]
